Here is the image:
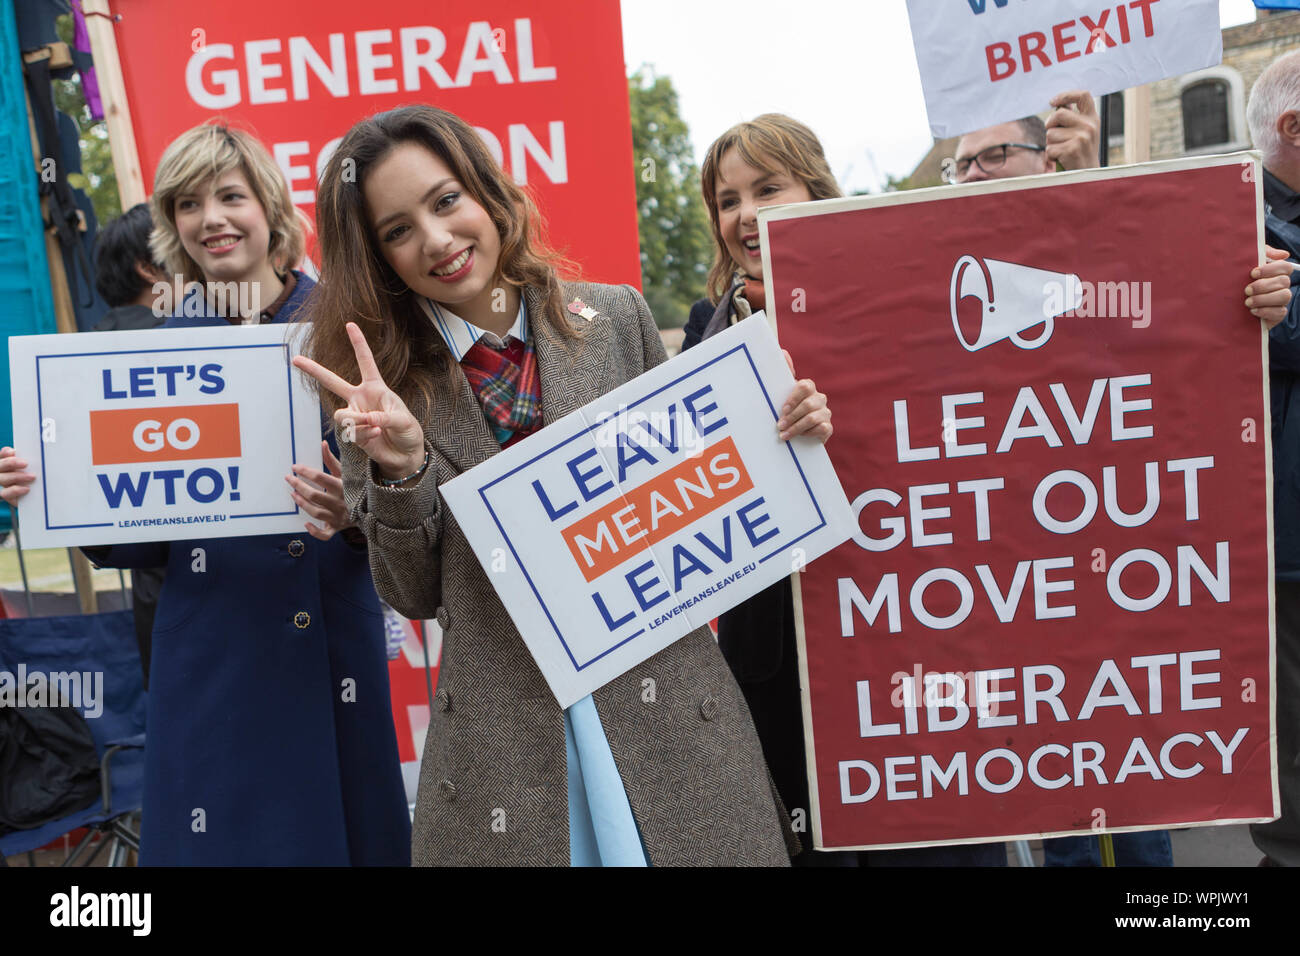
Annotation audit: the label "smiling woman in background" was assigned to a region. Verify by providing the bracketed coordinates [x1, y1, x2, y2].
[680, 113, 851, 866]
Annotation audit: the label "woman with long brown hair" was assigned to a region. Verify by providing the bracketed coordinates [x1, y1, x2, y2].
[295, 104, 833, 865]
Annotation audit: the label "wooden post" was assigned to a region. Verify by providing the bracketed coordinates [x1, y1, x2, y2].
[81, 0, 145, 210]
[1124, 84, 1152, 165]
[1099, 95, 1109, 167]
[68, 548, 99, 614]
[25, 87, 82, 334]
[24, 56, 99, 613]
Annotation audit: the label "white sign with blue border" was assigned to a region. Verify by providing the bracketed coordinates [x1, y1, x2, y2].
[441, 315, 855, 708]
[908, 0, 1222, 138]
[8, 324, 322, 547]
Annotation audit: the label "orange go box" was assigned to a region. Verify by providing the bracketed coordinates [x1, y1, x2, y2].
[89, 403, 241, 465]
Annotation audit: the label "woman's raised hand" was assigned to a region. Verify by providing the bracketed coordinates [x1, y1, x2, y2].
[292, 323, 426, 481]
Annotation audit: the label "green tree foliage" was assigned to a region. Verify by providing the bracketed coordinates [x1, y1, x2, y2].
[628, 67, 712, 329]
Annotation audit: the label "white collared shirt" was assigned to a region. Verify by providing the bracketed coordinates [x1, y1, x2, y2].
[417, 297, 528, 361]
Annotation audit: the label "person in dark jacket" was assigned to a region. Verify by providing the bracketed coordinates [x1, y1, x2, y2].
[1, 124, 410, 865]
[89, 202, 169, 687]
[92, 203, 170, 332]
[1246, 50, 1300, 868]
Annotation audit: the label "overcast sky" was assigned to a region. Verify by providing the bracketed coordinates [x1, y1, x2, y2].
[621, 0, 1264, 194]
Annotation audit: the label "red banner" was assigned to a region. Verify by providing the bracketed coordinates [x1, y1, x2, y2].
[108, 0, 639, 284]
[766, 156, 1278, 849]
[387, 617, 440, 766]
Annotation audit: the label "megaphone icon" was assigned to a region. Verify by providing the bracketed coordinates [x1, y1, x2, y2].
[950, 255, 1082, 352]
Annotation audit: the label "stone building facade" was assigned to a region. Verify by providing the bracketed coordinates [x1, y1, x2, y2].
[1140, 9, 1300, 162]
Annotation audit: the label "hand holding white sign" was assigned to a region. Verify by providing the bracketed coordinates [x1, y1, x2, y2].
[0, 447, 35, 505]
[777, 349, 833, 442]
[1044, 91, 1100, 171]
[1249, 247, 1298, 328]
[7, 324, 330, 546]
[287, 441, 354, 541]
[291, 323, 426, 482]
[3, 435, 355, 542]
[438, 315, 854, 708]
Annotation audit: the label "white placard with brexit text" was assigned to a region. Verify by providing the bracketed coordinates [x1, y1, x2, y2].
[8, 324, 323, 547]
[907, 0, 1222, 138]
[441, 315, 856, 709]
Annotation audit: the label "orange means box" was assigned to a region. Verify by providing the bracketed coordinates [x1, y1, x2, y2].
[561, 436, 754, 583]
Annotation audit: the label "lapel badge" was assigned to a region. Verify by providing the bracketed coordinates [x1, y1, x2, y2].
[567, 298, 599, 321]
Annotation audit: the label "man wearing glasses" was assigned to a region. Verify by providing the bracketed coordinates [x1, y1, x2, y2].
[945, 91, 1100, 184]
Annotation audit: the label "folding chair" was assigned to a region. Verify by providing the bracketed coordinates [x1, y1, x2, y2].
[0, 609, 146, 866]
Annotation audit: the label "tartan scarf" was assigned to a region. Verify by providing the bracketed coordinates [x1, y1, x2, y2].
[460, 337, 542, 444]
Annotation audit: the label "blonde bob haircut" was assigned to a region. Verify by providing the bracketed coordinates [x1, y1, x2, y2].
[699, 114, 841, 303]
[149, 122, 308, 286]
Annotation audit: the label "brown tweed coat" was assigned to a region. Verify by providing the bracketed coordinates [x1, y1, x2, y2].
[340, 281, 798, 866]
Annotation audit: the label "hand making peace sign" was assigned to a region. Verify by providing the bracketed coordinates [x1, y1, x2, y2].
[292, 322, 427, 482]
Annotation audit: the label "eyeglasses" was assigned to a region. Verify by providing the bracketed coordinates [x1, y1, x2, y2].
[944, 143, 1046, 183]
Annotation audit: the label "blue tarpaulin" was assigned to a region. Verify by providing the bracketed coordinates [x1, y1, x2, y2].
[0, 0, 59, 535]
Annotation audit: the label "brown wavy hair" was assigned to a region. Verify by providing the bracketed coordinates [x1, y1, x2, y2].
[150, 121, 308, 287]
[699, 114, 841, 303]
[304, 105, 578, 416]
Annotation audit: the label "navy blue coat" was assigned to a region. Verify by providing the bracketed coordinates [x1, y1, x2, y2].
[89, 273, 410, 864]
[1265, 214, 1300, 581]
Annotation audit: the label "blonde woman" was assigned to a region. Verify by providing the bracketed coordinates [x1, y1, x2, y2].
[1, 123, 410, 865]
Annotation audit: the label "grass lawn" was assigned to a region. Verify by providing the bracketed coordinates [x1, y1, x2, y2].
[0, 540, 131, 594]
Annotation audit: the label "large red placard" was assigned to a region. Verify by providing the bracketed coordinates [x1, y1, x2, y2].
[108, 0, 639, 285]
[766, 156, 1277, 849]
